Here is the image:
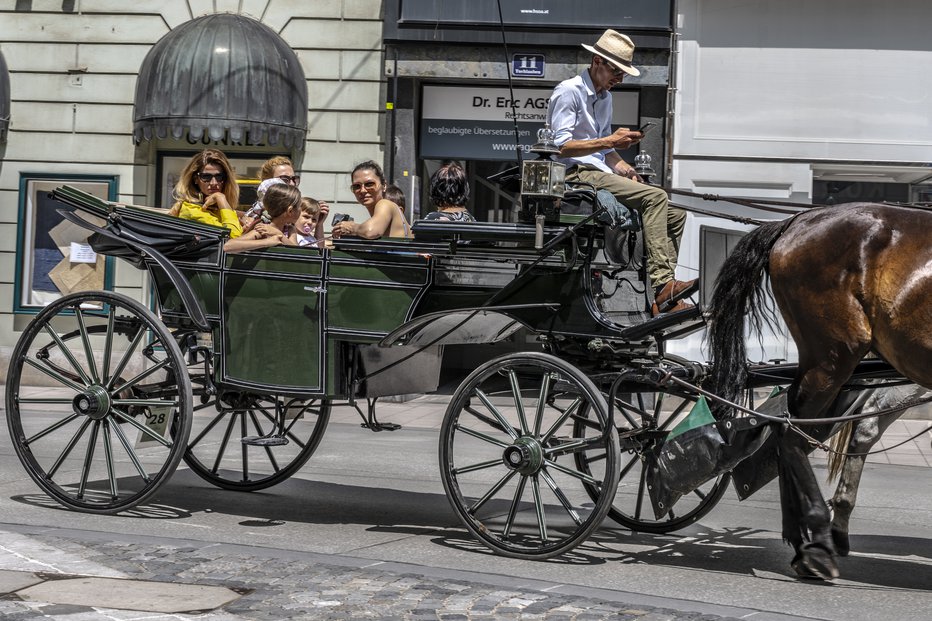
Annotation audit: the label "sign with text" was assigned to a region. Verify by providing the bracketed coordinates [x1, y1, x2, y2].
[512, 54, 545, 78]
[420, 85, 638, 161]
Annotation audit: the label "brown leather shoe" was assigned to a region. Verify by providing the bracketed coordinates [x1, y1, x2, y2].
[654, 279, 698, 307]
[651, 299, 695, 317]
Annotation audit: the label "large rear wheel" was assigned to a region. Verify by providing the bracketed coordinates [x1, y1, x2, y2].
[439, 352, 620, 559]
[6, 292, 192, 513]
[574, 356, 729, 533]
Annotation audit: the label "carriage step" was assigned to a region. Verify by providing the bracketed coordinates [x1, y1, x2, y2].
[241, 435, 290, 447]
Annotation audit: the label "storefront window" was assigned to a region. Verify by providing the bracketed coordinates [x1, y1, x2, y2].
[14, 174, 117, 312]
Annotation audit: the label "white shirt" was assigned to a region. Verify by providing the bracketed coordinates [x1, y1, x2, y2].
[547, 69, 614, 173]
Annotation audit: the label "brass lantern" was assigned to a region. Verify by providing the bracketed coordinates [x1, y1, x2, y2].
[519, 124, 566, 227]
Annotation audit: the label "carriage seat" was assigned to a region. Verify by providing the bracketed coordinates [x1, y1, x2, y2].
[561, 187, 640, 232]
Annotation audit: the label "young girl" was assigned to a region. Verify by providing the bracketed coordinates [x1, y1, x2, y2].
[224, 184, 302, 254]
[291, 197, 321, 247]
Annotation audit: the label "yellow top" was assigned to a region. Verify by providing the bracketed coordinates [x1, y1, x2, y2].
[176, 201, 243, 239]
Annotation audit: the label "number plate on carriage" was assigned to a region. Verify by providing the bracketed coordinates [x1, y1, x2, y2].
[135, 406, 174, 448]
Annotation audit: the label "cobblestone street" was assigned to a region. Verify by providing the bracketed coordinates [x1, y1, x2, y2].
[0, 527, 742, 621]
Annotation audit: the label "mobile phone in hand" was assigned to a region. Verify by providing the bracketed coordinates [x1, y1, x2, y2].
[637, 121, 658, 135]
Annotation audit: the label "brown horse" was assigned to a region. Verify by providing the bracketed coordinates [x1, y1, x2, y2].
[706, 202, 932, 580]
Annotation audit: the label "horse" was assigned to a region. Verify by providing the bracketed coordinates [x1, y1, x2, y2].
[827, 384, 929, 556]
[706, 202, 932, 580]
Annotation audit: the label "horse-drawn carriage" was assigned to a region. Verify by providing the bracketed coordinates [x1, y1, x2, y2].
[6, 183, 926, 577]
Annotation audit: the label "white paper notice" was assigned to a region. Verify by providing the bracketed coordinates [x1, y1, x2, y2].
[69, 242, 97, 264]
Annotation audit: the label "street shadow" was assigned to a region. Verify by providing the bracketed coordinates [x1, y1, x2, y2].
[10, 472, 932, 585]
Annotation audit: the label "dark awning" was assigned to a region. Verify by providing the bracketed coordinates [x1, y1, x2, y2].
[133, 14, 308, 149]
[0, 48, 10, 143]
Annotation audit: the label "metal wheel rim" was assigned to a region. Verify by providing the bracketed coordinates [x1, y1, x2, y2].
[6, 291, 192, 513]
[439, 352, 620, 559]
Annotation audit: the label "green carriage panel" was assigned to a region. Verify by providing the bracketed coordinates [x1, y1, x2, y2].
[151, 268, 221, 318]
[326, 249, 430, 337]
[220, 249, 326, 393]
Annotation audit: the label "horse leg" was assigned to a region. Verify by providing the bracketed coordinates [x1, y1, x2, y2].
[829, 385, 924, 555]
[781, 353, 868, 580]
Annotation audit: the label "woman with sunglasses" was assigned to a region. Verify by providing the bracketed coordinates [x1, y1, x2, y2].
[331, 160, 411, 240]
[169, 149, 243, 238]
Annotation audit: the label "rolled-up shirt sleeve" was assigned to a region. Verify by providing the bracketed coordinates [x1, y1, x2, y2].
[548, 83, 577, 147]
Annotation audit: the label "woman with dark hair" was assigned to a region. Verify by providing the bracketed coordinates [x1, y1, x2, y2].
[169, 149, 243, 237]
[331, 160, 412, 239]
[423, 161, 476, 222]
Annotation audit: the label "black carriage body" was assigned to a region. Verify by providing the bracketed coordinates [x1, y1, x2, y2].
[50, 186, 689, 401]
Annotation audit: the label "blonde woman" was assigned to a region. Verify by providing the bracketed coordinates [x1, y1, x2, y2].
[170, 149, 242, 238]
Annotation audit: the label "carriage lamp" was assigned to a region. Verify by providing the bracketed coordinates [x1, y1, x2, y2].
[634, 152, 655, 184]
[520, 125, 566, 244]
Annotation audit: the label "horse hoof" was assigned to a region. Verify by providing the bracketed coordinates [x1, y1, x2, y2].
[831, 528, 850, 557]
[792, 544, 839, 580]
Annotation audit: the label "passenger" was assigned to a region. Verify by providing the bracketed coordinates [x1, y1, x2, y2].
[383, 184, 406, 212]
[259, 155, 329, 240]
[224, 184, 302, 254]
[548, 29, 696, 315]
[169, 149, 243, 238]
[291, 197, 321, 248]
[331, 160, 412, 240]
[422, 161, 476, 223]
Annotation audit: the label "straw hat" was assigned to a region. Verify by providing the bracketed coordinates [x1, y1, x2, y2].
[582, 29, 640, 77]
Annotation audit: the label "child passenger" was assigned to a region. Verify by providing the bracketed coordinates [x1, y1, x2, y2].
[292, 197, 321, 248]
[223, 184, 302, 254]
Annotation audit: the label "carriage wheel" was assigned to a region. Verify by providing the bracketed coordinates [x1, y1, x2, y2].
[439, 352, 620, 559]
[5, 291, 192, 513]
[573, 356, 729, 533]
[182, 394, 330, 491]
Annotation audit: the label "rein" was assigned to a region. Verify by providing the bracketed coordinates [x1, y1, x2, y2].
[654, 371, 932, 456]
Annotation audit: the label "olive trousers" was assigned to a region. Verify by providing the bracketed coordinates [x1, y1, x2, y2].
[567, 166, 686, 288]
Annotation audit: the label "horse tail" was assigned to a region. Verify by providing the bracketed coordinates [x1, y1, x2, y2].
[706, 219, 789, 413]
[826, 421, 853, 482]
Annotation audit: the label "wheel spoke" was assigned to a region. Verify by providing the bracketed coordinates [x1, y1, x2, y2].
[24, 413, 82, 445]
[211, 412, 238, 474]
[188, 408, 229, 448]
[544, 458, 600, 486]
[507, 370, 530, 435]
[454, 423, 510, 448]
[247, 410, 282, 473]
[48, 419, 93, 478]
[112, 398, 179, 408]
[74, 307, 100, 383]
[111, 407, 173, 448]
[77, 421, 101, 499]
[110, 418, 151, 483]
[24, 357, 85, 393]
[540, 397, 582, 443]
[453, 458, 503, 475]
[240, 410, 249, 483]
[467, 469, 517, 514]
[101, 305, 115, 383]
[17, 398, 75, 405]
[102, 420, 118, 500]
[105, 324, 147, 390]
[474, 389, 520, 440]
[531, 475, 548, 541]
[41, 325, 93, 386]
[533, 372, 553, 436]
[111, 357, 171, 394]
[463, 405, 519, 438]
[633, 462, 648, 521]
[502, 475, 528, 538]
[540, 469, 582, 526]
[544, 436, 604, 457]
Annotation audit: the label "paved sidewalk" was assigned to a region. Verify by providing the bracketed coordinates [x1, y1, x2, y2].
[0, 524, 766, 621]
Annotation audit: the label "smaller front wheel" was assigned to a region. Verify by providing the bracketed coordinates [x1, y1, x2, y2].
[439, 352, 620, 559]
